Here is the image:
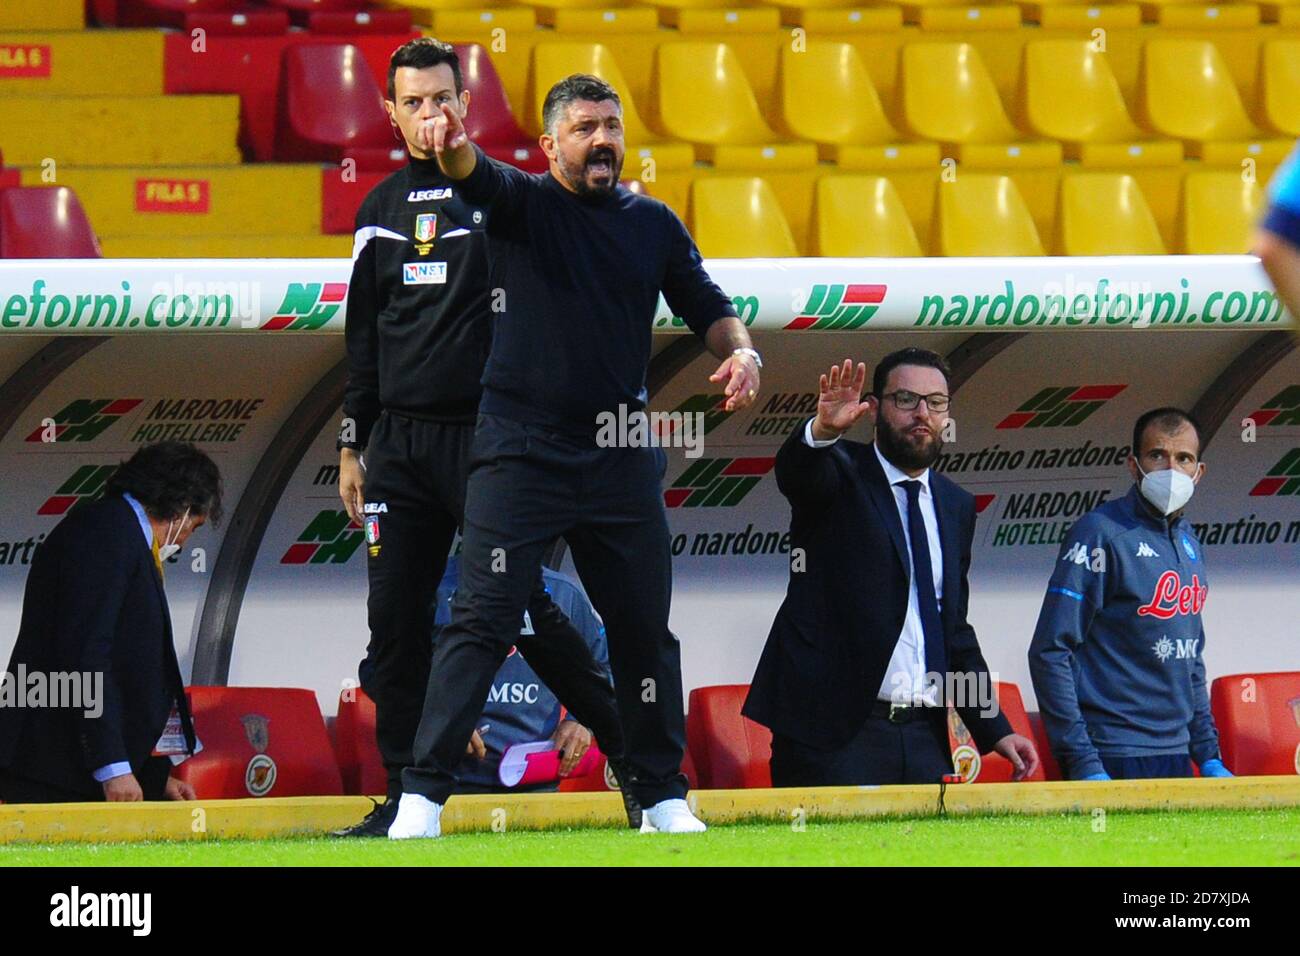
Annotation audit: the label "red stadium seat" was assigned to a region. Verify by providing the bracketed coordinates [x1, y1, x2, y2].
[686, 684, 772, 789]
[114, 0, 242, 29]
[173, 686, 343, 798]
[185, 8, 291, 35]
[263, 0, 368, 10]
[947, 682, 1047, 783]
[1211, 672, 1300, 775]
[275, 43, 395, 163]
[1026, 711, 1062, 781]
[333, 686, 386, 796]
[0, 188, 102, 259]
[457, 44, 548, 174]
[307, 8, 412, 32]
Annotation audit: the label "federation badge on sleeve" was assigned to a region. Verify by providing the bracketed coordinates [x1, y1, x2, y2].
[365, 515, 381, 559]
[414, 213, 436, 255]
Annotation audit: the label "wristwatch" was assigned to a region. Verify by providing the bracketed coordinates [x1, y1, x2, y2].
[732, 346, 763, 369]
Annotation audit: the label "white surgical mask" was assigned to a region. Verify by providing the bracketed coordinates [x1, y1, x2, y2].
[1137, 465, 1195, 516]
[158, 507, 190, 562]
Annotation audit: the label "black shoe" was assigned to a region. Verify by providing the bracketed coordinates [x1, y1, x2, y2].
[332, 797, 399, 838]
[605, 758, 643, 830]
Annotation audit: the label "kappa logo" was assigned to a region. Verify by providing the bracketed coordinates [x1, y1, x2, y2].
[664, 457, 775, 508]
[1137, 541, 1159, 558]
[1061, 541, 1104, 571]
[1152, 635, 1201, 663]
[25, 399, 142, 443]
[787, 284, 886, 330]
[1248, 448, 1300, 497]
[408, 188, 452, 202]
[281, 510, 364, 564]
[39, 465, 117, 516]
[403, 262, 447, 285]
[996, 384, 1127, 429]
[263, 283, 347, 331]
[1245, 385, 1300, 428]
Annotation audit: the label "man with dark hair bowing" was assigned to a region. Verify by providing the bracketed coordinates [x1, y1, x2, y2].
[389, 74, 761, 838]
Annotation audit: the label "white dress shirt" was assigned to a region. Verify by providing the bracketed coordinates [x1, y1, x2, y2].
[802, 420, 944, 705]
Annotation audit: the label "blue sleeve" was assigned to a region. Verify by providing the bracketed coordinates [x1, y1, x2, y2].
[458, 144, 532, 225]
[1188, 621, 1222, 766]
[1263, 145, 1300, 246]
[1027, 516, 1110, 780]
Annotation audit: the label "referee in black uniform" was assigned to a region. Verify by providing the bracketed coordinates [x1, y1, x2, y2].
[389, 74, 762, 838]
[337, 41, 630, 836]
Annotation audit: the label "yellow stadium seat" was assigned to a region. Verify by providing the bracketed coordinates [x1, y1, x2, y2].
[19, 166, 324, 238]
[1176, 171, 1264, 254]
[1139, 0, 1260, 26]
[1139, 39, 1293, 166]
[932, 175, 1044, 256]
[900, 43, 1061, 168]
[0, 95, 240, 166]
[811, 176, 923, 256]
[0, 0, 82, 29]
[100, 235, 353, 259]
[777, 42, 938, 169]
[540, 7, 658, 29]
[1053, 173, 1166, 255]
[1019, 40, 1182, 167]
[1018, 0, 1142, 30]
[527, 43, 694, 170]
[650, 42, 817, 168]
[688, 177, 799, 257]
[1260, 39, 1300, 137]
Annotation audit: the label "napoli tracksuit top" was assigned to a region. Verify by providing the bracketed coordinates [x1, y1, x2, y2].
[1029, 486, 1222, 780]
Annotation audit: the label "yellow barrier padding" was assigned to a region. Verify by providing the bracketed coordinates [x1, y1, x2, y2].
[0, 0, 83, 31]
[23, 165, 328, 239]
[2, 777, 1298, 845]
[0, 96, 240, 167]
[0, 32, 163, 96]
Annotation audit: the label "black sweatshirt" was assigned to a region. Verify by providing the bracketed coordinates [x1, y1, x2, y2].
[341, 155, 493, 450]
[458, 146, 736, 436]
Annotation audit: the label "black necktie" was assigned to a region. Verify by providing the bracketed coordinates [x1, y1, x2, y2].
[901, 480, 946, 688]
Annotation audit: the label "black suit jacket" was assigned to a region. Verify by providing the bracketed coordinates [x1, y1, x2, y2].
[743, 423, 1013, 754]
[0, 495, 193, 797]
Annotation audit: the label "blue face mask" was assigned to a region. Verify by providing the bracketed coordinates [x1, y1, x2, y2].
[1137, 465, 1196, 516]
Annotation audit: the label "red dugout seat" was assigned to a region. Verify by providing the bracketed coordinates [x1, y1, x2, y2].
[112, 0, 242, 29]
[458, 44, 548, 174]
[333, 687, 385, 795]
[947, 682, 1047, 783]
[174, 687, 343, 798]
[0, 188, 101, 259]
[1211, 672, 1300, 776]
[275, 43, 394, 162]
[686, 684, 772, 789]
[1026, 711, 1062, 781]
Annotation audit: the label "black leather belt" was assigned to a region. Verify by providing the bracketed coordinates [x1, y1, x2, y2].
[870, 699, 929, 724]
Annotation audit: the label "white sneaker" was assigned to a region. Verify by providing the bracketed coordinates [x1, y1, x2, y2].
[387, 793, 443, 840]
[639, 798, 707, 834]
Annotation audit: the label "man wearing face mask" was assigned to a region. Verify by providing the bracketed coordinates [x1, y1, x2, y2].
[0, 441, 220, 803]
[1029, 407, 1232, 781]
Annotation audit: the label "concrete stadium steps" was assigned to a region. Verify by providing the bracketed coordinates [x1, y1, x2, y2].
[0, 0, 83, 30]
[100, 235, 352, 258]
[0, 31, 164, 96]
[2, 777, 1299, 844]
[19, 166, 326, 238]
[0, 95, 241, 167]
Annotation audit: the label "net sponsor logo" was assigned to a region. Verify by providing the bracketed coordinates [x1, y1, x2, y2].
[280, 510, 363, 564]
[135, 179, 210, 214]
[24, 398, 141, 443]
[787, 284, 886, 330]
[262, 282, 347, 331]
[0, 43, 51, 78]
[996, 384, 1126, 430]
[39, 464, 117, 517]
[664, 457, 775, 508]
[1248, 448, 1300, 497]
[1245, 386, 1300, 428]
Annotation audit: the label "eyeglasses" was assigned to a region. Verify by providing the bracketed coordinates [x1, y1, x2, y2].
[880, 390, 950, 413]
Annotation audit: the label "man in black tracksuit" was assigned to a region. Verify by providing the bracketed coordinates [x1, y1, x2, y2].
[335, 39, 628, 836]
[389, 74, 763, 838]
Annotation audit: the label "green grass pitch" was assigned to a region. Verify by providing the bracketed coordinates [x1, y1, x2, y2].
[2, 809, 1299, 866]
